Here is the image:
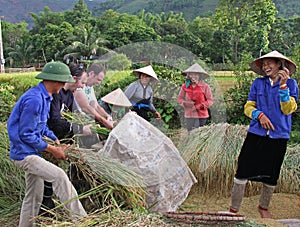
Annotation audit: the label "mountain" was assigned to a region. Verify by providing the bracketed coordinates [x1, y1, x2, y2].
[92, 0, 218, 20]
[0, 0, 299, 28]
[0, 0, 107, 25]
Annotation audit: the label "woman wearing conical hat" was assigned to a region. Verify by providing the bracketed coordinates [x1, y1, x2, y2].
[100, 88, 132, 121]
[124, 65, 161, 121]
[177, 63, 213, 131]
[229, 50, 298, 218]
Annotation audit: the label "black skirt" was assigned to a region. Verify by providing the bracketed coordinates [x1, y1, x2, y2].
[235, 132, 288, 186]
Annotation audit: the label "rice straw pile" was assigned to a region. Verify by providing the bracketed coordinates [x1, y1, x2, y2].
[0, 122, 24, 220]
[176, 123, 300, 197]
[64, 146, 147, 211]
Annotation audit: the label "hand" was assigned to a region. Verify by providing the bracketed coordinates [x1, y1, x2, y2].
[196, 103, 205, 110]
[46, 144, 70, 160]
[83, 124, 92, 135]
[154, 111, 161, 119]
[54, 139, 60, 145]
[104, 118, 114, 130]
[106, 114, 113, 121]
[259, 114, 275, 131]
[278, 68, 290, 86]
[182, 101, 195, 108]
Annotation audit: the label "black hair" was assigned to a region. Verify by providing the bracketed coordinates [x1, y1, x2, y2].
[69, 63, 86, 79]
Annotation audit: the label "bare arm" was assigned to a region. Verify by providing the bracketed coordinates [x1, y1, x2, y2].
[74, 90, 114, 129]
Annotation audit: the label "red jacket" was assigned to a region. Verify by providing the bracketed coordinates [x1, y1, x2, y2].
[177, 81, 213, 118]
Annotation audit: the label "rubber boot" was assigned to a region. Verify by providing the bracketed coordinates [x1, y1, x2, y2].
[39, 181, 55, 217]
[258, 183, 275, 218]
[229, 178, 247, 213]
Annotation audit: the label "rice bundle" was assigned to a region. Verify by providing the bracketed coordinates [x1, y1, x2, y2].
[277, 146, 300, 193]
[61, 111, 111, 140]
[65, 146, 147, 211]
[177, 123, 300, 197]
[0, 123, 24, 220]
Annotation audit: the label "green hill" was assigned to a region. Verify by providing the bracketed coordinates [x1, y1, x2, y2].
[93, 0, 218, 20]
[0, 0, 299, 27]
[93, 0, 300, 20]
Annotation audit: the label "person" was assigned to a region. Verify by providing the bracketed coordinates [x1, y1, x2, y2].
[229, 50, 298, 218]
[177, 63, 213, 131]
[124, 65, 161, 121]
[48, 62, 93, 141]
[74, 63, 114, 129]
[100, 88, 132, 121]
[7, 61, 87, 227]
[40, 63, 96, 214]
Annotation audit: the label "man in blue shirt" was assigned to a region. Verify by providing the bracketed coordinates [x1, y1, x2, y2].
[7, 61, 87, 227]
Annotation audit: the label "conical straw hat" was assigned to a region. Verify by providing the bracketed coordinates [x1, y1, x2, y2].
[133, 65, 159, 81]
[182, 63, 210, 78]
[101, 88, 132, 107]
[250, 50, 297, 76]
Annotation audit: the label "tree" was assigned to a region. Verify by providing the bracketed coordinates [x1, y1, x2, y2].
[212, 0, 277, 64]
[30, 6, 65, 34]
[98, 12, 159, 50]
[188, 17, 216, 60]
[64, 23, 109, 61]
[6, 39, 34, 67]
[268, 16, 300, 57]
[64, 0, 93, 26]
[31, 22, 74, 63]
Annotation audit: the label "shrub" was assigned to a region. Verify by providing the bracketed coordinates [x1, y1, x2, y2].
[0, 83, 16, 122]
[106, 53, 132, 71]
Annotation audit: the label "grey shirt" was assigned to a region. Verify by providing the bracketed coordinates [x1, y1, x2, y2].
[124, 80, 156, 112]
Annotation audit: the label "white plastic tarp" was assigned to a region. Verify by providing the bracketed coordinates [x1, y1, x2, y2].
[98, 112, 197, 212]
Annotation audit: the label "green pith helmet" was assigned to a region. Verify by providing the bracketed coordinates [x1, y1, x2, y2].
[35, 61, 75, 83]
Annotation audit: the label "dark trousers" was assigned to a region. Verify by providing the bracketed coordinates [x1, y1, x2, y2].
[186, 118, 207, 131]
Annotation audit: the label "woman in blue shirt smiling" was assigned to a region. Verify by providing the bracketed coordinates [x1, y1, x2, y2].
[229, 50, 298, 218]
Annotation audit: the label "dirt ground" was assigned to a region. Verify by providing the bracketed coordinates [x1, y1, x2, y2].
[181, 192, 300, 227]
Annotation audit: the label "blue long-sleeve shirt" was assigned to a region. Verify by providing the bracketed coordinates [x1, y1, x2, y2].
[247, 77, 298, 139]
[7, 82, 58, 160]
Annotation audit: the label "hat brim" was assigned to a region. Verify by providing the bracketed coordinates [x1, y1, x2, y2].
[182, 71, 210, 79]
[133, 65, 159, 81]
[35, 72, 75, 83]
[101, 88, 132, 107]
[182, 63, 210, 78]
[250, 51, 297, 76]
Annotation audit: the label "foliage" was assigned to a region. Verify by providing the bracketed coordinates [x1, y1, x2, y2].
[95, 70, 136, 98]
[64, 23, 109, 61]
[0, 83, 16, 122]
[212, 0, 277, 64]
[61, 111, 111, 140]
[66, 148, 147, 211]
[1, 0, 300, 70]
[224, 71, 256, 125]
[97, 11, 159, 50]
[106, 53, 132, 71]
[0, 72, 39, 99]
[6, 39, 34, 67]
[151, 66, 184, 129]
